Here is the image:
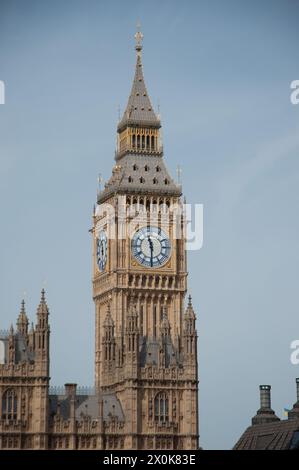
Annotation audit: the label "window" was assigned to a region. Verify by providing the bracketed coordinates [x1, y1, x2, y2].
[154, 392, 169, 423]
[156, 166, 161, 172]
[2, 389, 17, 420]
[140, 177, 145, 183]
[164, 178, 169, 185]
[128, 176, 133, 183]
[144, 165, 149, 172]
[133, 164, 138, 171]
[153, 178, 158, 184]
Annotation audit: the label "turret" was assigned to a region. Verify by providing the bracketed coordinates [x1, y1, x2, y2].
[124, 300, 139, 374]
[183, 295, 197, 356]
[8, 324, 15, 363]
[102, 303, 116, 370]
[35, 289, 50, 368]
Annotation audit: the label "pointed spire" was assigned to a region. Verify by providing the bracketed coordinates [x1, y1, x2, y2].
[17, 299, 29, 334]
[117, 27, 160, 132]
[160, 306, 171, 337]
[103, 302, 114, 328]
[37, 288, 49, 316]
[185, 294, 196, 320]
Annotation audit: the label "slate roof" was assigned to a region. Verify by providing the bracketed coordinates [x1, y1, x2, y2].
[118, 54, 160, 132]
[233, 418, 299, 450]
[0, 332, 35, 364]
[49, 392, 125, 422]
[97, 154, 181, 203]
[139, 336, 182, 368]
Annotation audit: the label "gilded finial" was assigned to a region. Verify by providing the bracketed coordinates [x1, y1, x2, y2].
[135, 21, 143, 57]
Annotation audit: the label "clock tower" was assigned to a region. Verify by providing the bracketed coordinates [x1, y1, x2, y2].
[92, 29, 199, 450]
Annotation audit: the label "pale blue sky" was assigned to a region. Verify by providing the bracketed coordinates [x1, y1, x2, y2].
[0, 0, 299, 449]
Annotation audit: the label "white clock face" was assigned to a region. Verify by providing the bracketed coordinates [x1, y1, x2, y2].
[132, 226, 171, 268]
[96, 230, 107, 272]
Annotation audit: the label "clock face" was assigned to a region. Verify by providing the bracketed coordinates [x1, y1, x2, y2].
[132, 226, 171, 268]
[96, 230, 107, 272]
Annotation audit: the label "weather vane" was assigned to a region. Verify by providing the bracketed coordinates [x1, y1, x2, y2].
[134, 21, 143, 56]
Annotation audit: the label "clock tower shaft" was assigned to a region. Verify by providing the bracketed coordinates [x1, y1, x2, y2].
[92, 29, 199, 450]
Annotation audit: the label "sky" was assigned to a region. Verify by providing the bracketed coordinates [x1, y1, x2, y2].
[0, 0, 299, 450]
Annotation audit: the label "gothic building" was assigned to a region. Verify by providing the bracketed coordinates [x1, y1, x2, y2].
[0, 30, 199, 450]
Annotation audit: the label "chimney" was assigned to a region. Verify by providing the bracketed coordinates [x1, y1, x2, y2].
[288, 378, 299, 420]
[260, 385, 271, 409]
[251, 384, 280, 425]
[65, 383, 77, 421]
[65, 383, 77, 398]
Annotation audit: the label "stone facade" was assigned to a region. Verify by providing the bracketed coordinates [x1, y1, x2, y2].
[0, 31, 199, 450]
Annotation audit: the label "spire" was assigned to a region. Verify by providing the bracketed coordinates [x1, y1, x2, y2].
[185, 295, 196, 321]
[17, 299, 29, 335]
[160, 306, 171, 337]
[117, 27, 160, 132]
[37, 289, 49, 316]
[103, 302, 114, 328]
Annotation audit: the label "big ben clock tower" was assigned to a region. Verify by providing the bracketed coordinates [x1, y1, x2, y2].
[92, 29, 199, 450]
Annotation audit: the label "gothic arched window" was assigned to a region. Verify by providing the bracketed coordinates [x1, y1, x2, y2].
[154, 392, 169, 423]
[2, 389, 17, 420]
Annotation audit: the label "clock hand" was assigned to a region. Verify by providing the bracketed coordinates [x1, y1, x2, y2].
[148, 236, 154, 266]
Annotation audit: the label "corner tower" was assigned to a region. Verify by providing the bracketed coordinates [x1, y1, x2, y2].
[92, 29, 199, 450]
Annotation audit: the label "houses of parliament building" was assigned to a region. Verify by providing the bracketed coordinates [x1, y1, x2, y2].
[0, 30, 199, 450]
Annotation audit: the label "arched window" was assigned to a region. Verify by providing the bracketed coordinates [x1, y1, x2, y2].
[154, 392, 169, 423]
[156, 166, 161, 172]
[128, 176, 133, 183]
[153, 178, 158, 184]
[137, 135, 140, 149]
[2, 389, 17, 420]
[132, 134, 136, 148]
[142, 135, 145, 149]
[140, 177, 145, 183]
[144, 165, 149, 172]
[133, 164, 138, 171]
[146, 135, 150, 149]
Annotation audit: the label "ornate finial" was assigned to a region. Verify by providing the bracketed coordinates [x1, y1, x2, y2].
[188, 294, 192, 307]
[41, 288, 46, 302]
[134, 21, 143, 57]
[21, 299, 25, 313]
